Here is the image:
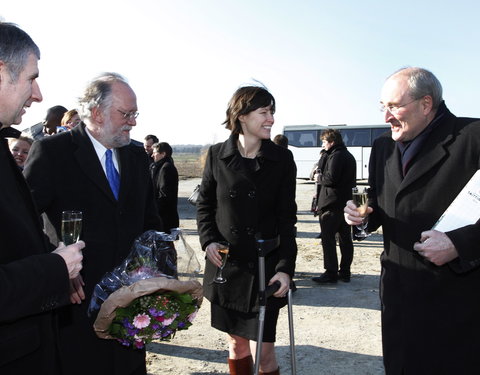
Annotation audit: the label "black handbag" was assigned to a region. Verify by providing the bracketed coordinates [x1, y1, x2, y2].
[188, 184, 200, 206]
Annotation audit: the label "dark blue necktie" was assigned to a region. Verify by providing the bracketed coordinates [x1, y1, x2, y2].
[105, 149, 120, 199]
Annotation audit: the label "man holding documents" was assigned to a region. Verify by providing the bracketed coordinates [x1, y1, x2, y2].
[344, 67, 480, 374]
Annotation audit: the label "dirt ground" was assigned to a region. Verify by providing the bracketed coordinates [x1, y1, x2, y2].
[145, 178, 385, 375]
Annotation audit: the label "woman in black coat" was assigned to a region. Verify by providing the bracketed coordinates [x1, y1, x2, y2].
[150, 142, 179, 232]
[196, 86, 297, 375]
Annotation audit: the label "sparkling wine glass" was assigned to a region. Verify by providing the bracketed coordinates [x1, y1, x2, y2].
[61, 210, 83, 245]
[213, 242, 230, 284]
[352, 187, 370, 239]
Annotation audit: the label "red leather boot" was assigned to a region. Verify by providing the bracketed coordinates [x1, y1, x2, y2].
[228, 355, 253, 375]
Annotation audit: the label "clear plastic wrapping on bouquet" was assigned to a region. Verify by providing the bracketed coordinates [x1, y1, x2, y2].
[88, 229, 201, 317]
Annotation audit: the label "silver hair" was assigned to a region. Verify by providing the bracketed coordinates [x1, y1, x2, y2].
[0, 22, 40, 82]
[77, 72, 129, 122]
[390, 67, 443, 109]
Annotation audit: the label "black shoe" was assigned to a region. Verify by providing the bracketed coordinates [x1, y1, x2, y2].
[338, 272, 351, 282]
[312, 273, 338, 284]
[315, 233, 322, 239]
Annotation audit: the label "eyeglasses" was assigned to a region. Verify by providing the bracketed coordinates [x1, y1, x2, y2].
[117, 109, 139, 120]
[379, 98, 419, 114]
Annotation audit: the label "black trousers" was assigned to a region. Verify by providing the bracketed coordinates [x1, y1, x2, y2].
[319, 208, 354, 275]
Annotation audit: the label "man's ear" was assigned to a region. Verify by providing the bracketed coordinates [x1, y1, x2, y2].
[91, 106, 104, 124]
[0, 61, 6, 86]
[421, 95, 434, 115]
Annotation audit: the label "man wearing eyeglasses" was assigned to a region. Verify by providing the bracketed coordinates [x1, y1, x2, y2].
[345, 67, 480, 374]
[24, 73, 163, 375]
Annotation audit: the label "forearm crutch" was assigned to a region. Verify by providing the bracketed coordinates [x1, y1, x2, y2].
[254, 235, 296, 375]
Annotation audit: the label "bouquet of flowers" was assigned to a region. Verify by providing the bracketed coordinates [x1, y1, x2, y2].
[88, 229, 203, 349]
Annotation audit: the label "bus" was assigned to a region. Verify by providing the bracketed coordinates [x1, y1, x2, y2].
[283, 124, 391, 180]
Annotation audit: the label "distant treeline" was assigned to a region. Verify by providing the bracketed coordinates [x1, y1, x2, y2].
[172, 144, 210, 154]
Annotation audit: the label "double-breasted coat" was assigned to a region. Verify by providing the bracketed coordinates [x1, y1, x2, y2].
[196, 135, 297, 313]
[24, 124, 162, 375]
[0, 139, 70, 374]
[368, 103, 480, 374]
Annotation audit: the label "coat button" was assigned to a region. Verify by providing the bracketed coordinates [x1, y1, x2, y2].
[229, 190, 237, 198]
[246, 227, 256, 236]
[248, 190, 256, 198]
[230, 226, 239, 235]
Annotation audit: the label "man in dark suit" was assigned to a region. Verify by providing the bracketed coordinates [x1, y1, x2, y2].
[345, 67, 480, 374]
[0, 22, 84, 375]
[24, 73, 162, 375]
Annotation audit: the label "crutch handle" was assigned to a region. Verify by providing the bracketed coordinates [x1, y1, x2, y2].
[265, 281, 281, 298]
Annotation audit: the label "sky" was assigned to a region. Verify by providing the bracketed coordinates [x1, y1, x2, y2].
[2, 1, 479, 145]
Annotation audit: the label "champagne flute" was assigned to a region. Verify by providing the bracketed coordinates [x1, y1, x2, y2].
[213, 242, 230, 284]
[352, 187, 370, 239]
[61, 210, 83, 245]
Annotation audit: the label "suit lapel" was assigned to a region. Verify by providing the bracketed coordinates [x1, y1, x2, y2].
[117, 146, 133, 203]
[385, 145, 403, 194]
[72, 126, 117, 203]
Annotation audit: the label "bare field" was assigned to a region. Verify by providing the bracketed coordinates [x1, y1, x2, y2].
[175, 153, 204, 180]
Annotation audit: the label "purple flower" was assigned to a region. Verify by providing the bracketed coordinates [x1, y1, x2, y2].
[178, 322, 186, 329]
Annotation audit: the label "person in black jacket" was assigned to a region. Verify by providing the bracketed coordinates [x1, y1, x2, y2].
[312, 129, 356, 284]
[0, 21, 84, 375]
[150, 142, 179, 232]
[24, 73, 162, 375]
[345, 67, 480, 374]
[197, 86, 297, 375]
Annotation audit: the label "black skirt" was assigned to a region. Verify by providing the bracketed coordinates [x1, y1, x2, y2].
[211, 303, 280, 342]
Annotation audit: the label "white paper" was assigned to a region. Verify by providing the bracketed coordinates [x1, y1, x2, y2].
[433, 170, 480, 232]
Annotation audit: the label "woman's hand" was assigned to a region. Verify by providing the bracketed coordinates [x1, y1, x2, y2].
[269, 271, 291, 298]
[206, 242, 224, 268]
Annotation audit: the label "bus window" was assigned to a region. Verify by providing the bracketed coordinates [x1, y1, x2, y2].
[285, 130, 318, 147]
[372, 127, 389, 141]
[340, 129, 370, 146]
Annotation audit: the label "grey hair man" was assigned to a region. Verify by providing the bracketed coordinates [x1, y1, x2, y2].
[0, 21, 84, 375]
[345, 67, 480, 374]
[25, 72, 162, 375]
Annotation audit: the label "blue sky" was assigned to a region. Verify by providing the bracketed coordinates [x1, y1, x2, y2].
[2, 1, 479, 145]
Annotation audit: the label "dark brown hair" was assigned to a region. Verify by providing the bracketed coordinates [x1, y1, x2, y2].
[223, 86, 275, 135]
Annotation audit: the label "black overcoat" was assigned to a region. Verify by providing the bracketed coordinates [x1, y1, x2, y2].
[317, 144, 356, 212]
[368, 105, 480, 374]
[24, 125, 162, 375]
[196, 135, 297, 313]
[150, 156, 179, 231]
[0, 139, 70, 374]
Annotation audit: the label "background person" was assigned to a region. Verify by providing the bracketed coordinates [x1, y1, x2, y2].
[60, 108, 81, 130]
[143, 133, 158, 158]
[344, 67, 480, 374]
[23, 105, 67, 140]
[24, 72, 162, 375]
[196, 85, 297, 375]
[272, 133, 288, 148]
[150, 141, 179, 232]
[0, 21, 84, 375]
[8, 135, 33, 169]
[312, 129, 356, 283]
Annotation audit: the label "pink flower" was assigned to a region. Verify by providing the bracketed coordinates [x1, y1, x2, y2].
[162, 316, 176, 326]
[133, 313, 151, 329]
[188, 310, 198, 323]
